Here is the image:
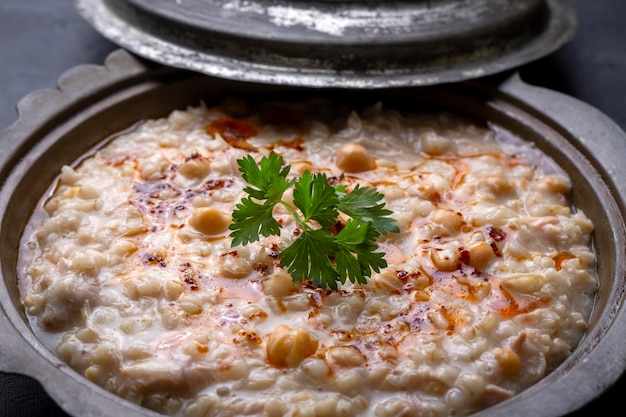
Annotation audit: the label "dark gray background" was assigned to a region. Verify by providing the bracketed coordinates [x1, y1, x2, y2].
[0, 0, 624, 416]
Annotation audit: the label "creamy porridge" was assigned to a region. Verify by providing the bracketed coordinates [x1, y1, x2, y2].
[18, 98, 598, 417]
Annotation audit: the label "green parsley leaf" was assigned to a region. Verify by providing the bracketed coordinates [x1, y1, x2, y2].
[229, 150, 398, 289]
[229, 197, 281, 247]
[334, 220, 387, 284]
[228, 152, 292, 246]
[280, 229, 340, 289]
[337, 184, 400, 236]
[293, 171, 339, 228]
[237, 153, 293, 203]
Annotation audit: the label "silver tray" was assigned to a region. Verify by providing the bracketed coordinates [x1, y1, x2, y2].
[74, 0, 577, 88]
[1, 49, 626, 417]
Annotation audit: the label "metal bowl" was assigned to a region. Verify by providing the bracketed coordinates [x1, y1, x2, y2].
[74, 0, 578, 88]
[1, 49, 625, 417]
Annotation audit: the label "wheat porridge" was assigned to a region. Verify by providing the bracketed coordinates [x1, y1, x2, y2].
[18, 98, 598, 417]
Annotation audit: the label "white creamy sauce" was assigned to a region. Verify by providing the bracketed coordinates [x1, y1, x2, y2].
[19, 99, 598, 417]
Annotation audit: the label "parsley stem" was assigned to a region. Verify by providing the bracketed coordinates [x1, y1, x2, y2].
[278, 200, 309, 231]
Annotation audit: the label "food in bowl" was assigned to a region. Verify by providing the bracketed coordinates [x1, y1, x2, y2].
[17, 97, 598, 417]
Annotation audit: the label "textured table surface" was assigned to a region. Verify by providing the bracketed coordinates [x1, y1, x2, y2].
[1, 1, 625, 416]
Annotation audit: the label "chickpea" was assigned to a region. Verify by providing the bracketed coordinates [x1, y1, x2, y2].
[266, 325, 318, 368]
[188, 207, 230, 235]
[429, 208, 463, 236]
[494, 348, 522, 377]
[263, 270, 296, 297]
[335, 143, 376, 173]
[179, 158, 210, 178]
[466, 241, 494, 270]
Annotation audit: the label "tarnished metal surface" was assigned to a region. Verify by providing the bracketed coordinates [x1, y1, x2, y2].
[1, 49, 626, 417]
[74, 0, 577, 87]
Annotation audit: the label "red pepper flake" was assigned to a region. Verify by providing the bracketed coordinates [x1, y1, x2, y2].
[180, 262, 199, 290]
[487, 226, 506, 257]
[488, 226, 506, 242]
[253, 262, 271, 276]
[237, 329, 261, 344]
[267, 244, 281, 259]
[327, 174, 344, 186]
[204, 178, 230, 190]
[143, 253, 167, 267]
[396, 270, 420, 282]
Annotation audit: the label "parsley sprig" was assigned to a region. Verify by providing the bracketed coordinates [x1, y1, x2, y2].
[229, 151, 399, 289]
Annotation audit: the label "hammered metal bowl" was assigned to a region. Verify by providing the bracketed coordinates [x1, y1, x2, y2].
[1, 50, 625, 417]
